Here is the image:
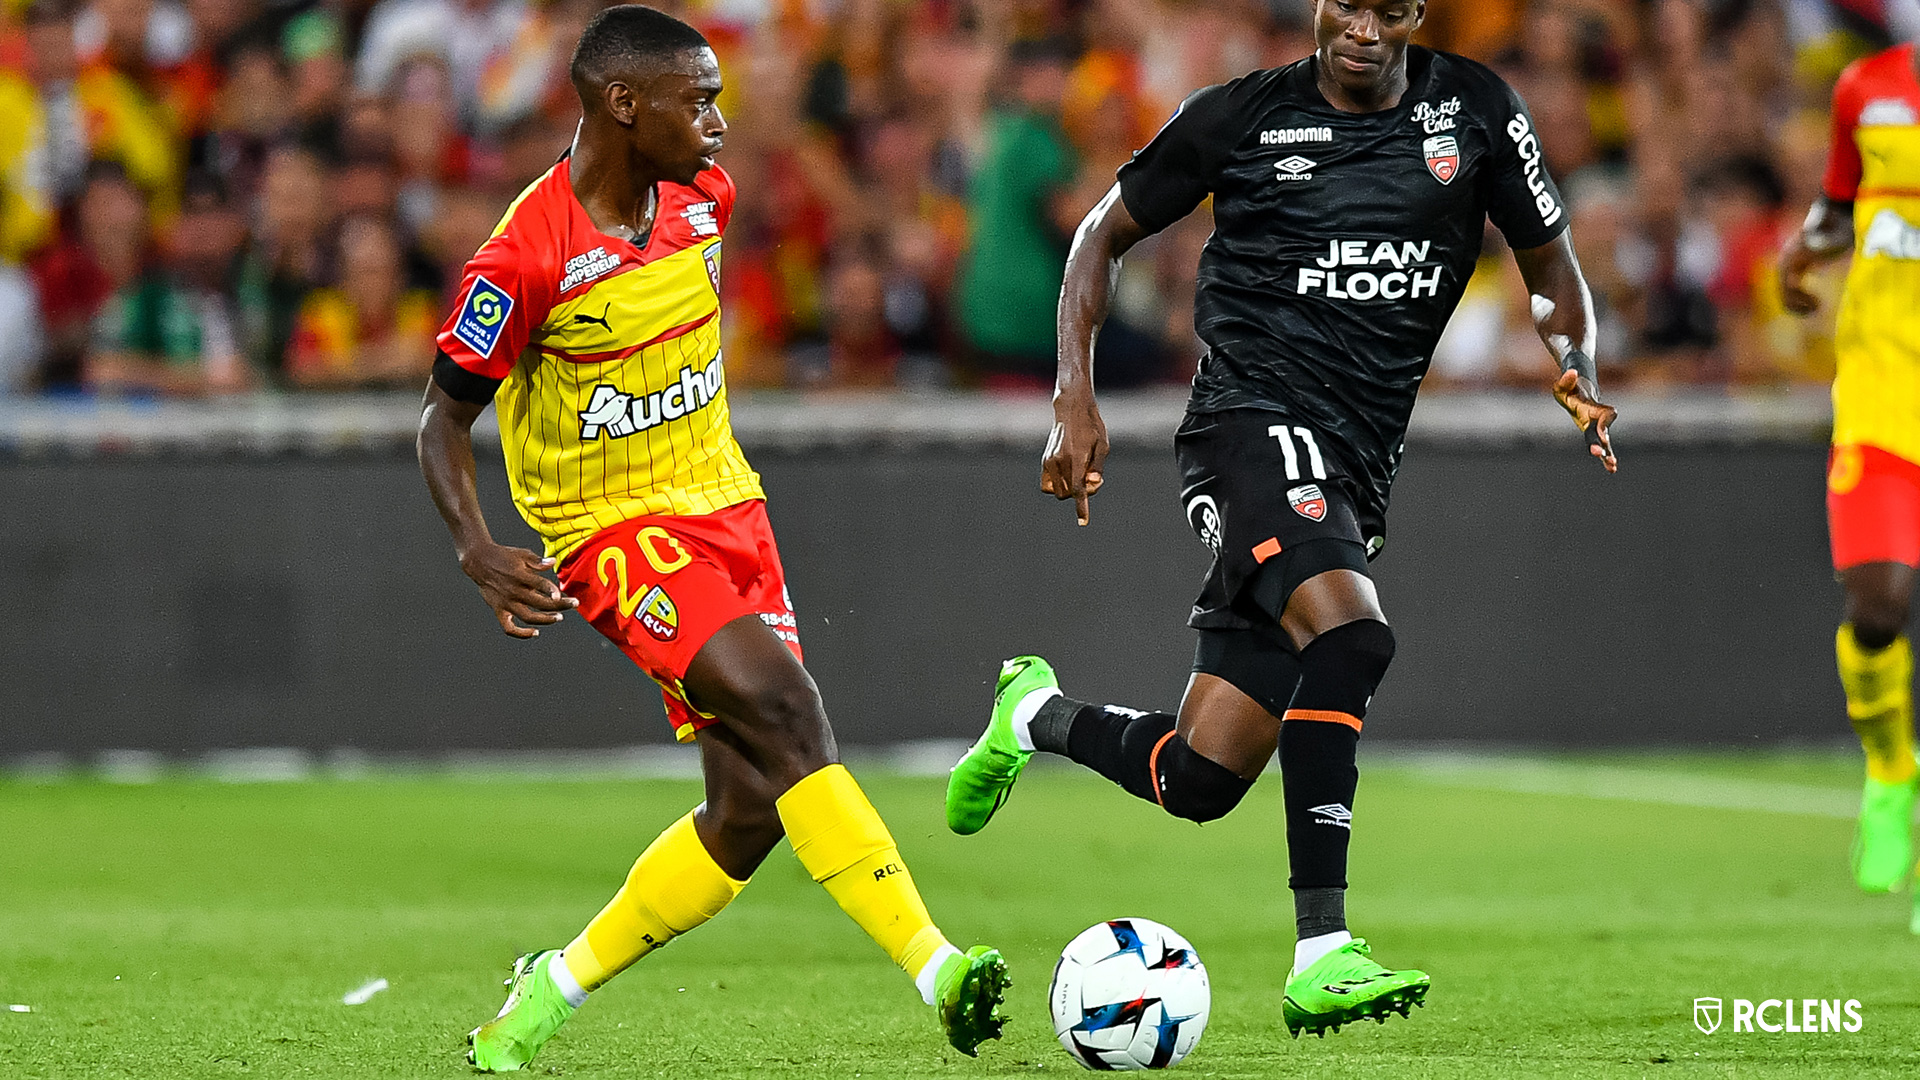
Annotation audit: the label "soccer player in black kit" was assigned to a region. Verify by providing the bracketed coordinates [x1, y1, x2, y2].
[946, 0, 1620, 1039]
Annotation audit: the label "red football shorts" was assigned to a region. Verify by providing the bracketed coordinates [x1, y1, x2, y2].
[557, 500, 801, 742]
[1828, 444, 1920, 571]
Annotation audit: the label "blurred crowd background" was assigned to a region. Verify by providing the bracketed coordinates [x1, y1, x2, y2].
[0, 0, 1910, 398]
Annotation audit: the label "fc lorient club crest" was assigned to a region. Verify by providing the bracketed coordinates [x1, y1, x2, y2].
[1287, 484, 1327, 522]
[1423, 135, 1459, 184]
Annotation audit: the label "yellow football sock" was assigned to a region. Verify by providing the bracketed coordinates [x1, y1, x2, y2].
[777, 765, 952, 983]
[561, 810, 746, 991]
[1837, 625, 1917, 785]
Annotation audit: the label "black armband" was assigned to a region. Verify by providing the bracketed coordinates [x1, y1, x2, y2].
[1561, 346, 1597, 388]
[433, 352, 503, 405]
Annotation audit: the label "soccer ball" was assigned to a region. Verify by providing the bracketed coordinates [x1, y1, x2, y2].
[1049, 919, 1210, 1070]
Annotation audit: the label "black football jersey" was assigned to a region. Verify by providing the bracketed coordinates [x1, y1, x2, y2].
[1117, 47, 1567, 522]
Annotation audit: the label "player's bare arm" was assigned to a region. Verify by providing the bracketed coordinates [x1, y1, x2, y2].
[1046, 184, 1151, 525]
[1513, 233, 1617, 473]
[1780, 195, 1854, 315]
[416, 376, 576, 639]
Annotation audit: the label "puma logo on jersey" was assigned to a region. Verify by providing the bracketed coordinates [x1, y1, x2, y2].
[578, 353, 726, 439]
[571, 305, 612, 330]
[1862, 209, 1920, 260]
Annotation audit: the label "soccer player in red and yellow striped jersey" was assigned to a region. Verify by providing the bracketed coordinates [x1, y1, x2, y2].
[1782, 40, 1920, 912]
[416, 8, 1008, 1070]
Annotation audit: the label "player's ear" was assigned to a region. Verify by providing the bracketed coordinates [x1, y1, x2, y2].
[604, 80, 638, 126]
[1411, 1, 1426, 30]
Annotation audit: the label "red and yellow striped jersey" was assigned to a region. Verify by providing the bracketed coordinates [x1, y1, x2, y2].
[436, 158, 762, 561]
[1823, 45, 1920, 466]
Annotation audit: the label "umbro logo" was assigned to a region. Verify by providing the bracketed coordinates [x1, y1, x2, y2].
[1275, 155, 1316, 182]
[1309, 802, 1352, 828]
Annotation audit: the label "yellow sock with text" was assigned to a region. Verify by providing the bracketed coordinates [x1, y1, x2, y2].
[561, 811, 746, 991]
[1837, 625, 1918, 785]
[777, 765, 953, 988]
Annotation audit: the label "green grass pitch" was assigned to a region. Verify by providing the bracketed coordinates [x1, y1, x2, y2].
[2, 753, 1917, 1078]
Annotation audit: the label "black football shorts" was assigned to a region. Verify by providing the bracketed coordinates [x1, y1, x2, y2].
[1175, 408, 1383, 633]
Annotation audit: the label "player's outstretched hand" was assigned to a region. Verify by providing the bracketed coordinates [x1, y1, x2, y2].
[1552, 368, 1618, 474]
[1041, 394, 1110, 526]
[461, 542, 579, 638]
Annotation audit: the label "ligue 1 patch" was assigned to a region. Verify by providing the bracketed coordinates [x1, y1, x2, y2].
[1423, 135, 1459, 185]
[453, 274, 514, 358]
[1287, 484, 1327, 522]
[704, 241, 722, 295]
[637, 585, 679, 642]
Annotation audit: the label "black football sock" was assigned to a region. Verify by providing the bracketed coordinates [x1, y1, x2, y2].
[1046, 697, 1254, 821]
[1279, 620, 1394, 900]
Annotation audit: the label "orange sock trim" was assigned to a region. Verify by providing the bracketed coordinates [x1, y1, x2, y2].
[1146, 729, 1178, 806]
[1283, 708, 1363, 732]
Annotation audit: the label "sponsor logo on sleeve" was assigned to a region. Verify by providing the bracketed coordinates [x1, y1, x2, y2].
[1505, 112, 1564, 229]
[1860, 98, 1917, 127]
[1288, 484, 1327, 521]
[452, 275, 514, 358]
[1423, 135, 1460, 184]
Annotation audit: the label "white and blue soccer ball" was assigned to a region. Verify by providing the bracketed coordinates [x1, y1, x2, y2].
[1049, 918, 1210, 1070]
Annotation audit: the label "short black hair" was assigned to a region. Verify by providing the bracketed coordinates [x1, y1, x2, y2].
[570, 5, 711, 107]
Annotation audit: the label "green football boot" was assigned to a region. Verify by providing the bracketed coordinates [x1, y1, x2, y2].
[1282, 938, 1429, 1039]
[946, 656, 1058, 835]
[1851, 773, 1917, 893]
[467, 950, 576, 1072]
[935, 945, 1011, 1056]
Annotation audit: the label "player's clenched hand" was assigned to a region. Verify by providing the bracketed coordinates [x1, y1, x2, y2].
[1552, 368, 1618, 474]
[460, 542, 579, 638]
[1042, 394, 1110, 526]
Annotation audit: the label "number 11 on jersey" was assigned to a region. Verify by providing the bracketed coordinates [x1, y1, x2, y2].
[1269, 425, 1327, 481]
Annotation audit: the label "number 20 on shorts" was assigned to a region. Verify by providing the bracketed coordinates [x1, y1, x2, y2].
[595, 526, 695, 618]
